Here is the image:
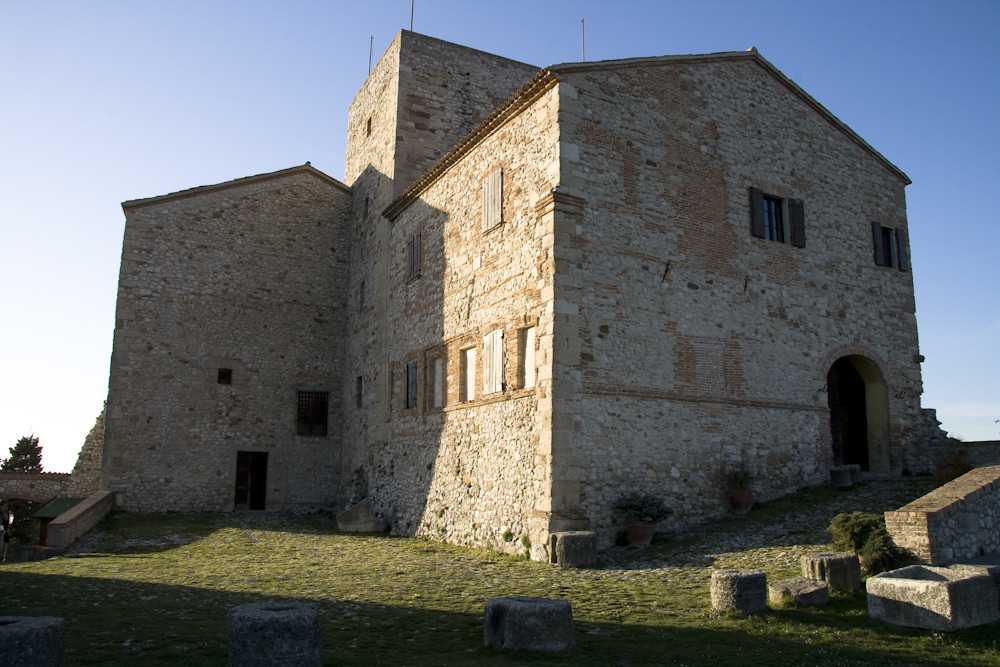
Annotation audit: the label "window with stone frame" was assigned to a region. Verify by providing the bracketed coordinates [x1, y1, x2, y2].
[407, 231, 421, 281]
[482, 168, 503, 233]
[749, 187, 805, 247]
[404, 359, 418, 409]
[871, 222, 910, 270]
[296, 391, 329, 436]
[483, 328, 505, 395]
[460, 346, 476, 402]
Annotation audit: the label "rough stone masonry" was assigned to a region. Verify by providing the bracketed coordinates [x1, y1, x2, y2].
[102, 30, 932, 560]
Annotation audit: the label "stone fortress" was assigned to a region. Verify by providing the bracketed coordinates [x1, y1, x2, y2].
[101, 31, 932, 561]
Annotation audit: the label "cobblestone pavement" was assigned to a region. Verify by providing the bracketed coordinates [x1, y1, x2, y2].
[600, 476, 935, 573]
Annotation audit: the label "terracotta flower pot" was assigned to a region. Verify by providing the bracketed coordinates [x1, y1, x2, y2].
[625, 517, 656, 546]
[727, 490, 755, 515]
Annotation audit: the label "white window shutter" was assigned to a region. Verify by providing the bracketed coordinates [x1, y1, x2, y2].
[482, 168, 503, 232]
[483, 329, 504, 394]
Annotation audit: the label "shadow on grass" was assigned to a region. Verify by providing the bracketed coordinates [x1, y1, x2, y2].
[1, 570, 996, 666]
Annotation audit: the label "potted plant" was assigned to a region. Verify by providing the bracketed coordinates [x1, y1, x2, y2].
[614, 493, 673, 546]
[724, 465, 755, 514]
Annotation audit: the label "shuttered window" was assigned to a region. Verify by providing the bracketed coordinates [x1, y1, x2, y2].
[407, 231, 421, 280]
[482, 168, 503, 232]
[519, 326, 536, 389]
[872, 222, 910, 271]
[431, 357, 443, 408]
[749, 187, 805, 247]
[460, 347, 476, 402]
[405, 359, 418, 409]
[483, 329, 505, 395]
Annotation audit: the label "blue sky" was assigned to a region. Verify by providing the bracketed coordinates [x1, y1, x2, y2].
[1, 0, 997, 471]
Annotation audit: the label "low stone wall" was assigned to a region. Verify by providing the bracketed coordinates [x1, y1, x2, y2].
[0, 472, 70, 503]
[46, 490, 113, 550]
[885, 465, 1000, 565]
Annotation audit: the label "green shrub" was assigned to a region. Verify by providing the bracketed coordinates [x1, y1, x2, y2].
[828, 511, 910, 575]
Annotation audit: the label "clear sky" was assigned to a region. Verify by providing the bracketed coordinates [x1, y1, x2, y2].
[1, 0, 997, 472]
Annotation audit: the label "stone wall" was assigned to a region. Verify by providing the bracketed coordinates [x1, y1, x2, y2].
[377, 81, 561, 555]
[886, 465, 1000, 564]
[549, 54, 923, 545]
[103, 165, 351, 511]
[64, 404, 104, 497]
[0, 473, 70, 504]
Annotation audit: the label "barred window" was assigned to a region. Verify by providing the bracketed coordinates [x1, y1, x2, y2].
[296, 391, 329, 436]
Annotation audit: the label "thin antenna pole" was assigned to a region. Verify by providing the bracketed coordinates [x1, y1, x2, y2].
[368, 35, 374, 74]
[410, 0, 414, 31]
[581, 18, 585, 62]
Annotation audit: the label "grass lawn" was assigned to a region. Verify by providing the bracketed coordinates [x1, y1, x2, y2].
[1, 476, 998, 665]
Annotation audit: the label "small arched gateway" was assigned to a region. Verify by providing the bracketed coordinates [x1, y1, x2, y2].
[826, 355, 890, 472]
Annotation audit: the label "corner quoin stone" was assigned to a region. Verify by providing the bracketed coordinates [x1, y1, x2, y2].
[227, 602, 322, 666]
[484, 597, 574, 652]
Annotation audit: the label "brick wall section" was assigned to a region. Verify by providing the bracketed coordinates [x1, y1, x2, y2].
[885, 465, 1000, 564]
[550, 55, 923, 544]
[103, 165, 351, 511]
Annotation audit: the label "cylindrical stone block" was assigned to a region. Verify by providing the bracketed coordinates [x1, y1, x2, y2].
[484, 597, 574, 651]
[802, 552, 862, 591]
[227, 602, 321, 666]
[711, 569, 767, 614]
[0, 616, 66, 667]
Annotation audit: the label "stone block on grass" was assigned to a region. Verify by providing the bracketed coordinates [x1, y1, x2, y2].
[867, 565, 999, 631]
[711, 569, 767, 614]
[227, 602, 322, 666]
[335, 499, 387, 533]
[768, 577, 829, 606]
[802, 552, 862, 591]
[0, 616, 66, 667]
[549, 531, 597, 567]
[484, 597, 574, 652]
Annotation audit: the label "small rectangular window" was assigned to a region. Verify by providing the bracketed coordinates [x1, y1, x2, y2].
[460, 347, 476, 402]
[482, 168, 503, 232]
[749, 187, 805, 247]
[431, 357, 443, 408]
[218, 368, 233, 385]
[483, 329, 505, 395]
[405, 359, 418, 409]
[407, 232, 421, 280]
[872, 222, 910, 271]
[296, 391, 329, 436]
[355, 375, 363, 408]
[519, 326, 536, 389]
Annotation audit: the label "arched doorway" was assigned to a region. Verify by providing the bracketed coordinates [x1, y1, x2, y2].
[826, 355, 890, 472]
